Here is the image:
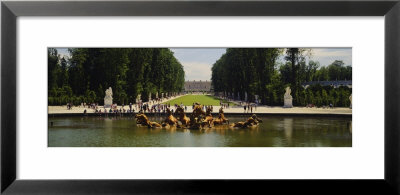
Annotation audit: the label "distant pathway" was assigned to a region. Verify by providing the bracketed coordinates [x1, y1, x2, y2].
[165, 105, 351, 115]
[49, 94, 351, 115]
[49, 104, 351, 115]
[48, 95, 187, 114]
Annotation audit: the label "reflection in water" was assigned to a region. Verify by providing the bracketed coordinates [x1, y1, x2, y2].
[48, 116, 352, 147]
[283, 118, 293, 145]
[349, 120, 352, 134]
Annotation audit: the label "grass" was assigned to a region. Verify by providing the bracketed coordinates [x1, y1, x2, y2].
[163, 95, 235, 106]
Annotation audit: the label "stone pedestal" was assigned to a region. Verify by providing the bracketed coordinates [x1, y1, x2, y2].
[104, 87, 113, 108]
[284, 97, 293, 108]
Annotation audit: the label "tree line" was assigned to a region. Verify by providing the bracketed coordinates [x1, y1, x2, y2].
[48, 48, 185, 106]
[211, 48, 352, 107]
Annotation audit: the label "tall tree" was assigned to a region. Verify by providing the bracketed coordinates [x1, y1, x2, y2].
[48, 48, 59, 93]
[48, 48, 185, 105]
[284, 48, 310, 104]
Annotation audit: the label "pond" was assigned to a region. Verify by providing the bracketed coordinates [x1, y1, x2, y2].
[48, 115, 352, 147]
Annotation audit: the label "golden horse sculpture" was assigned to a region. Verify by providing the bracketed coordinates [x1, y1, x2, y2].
[185, 104, 210, 129]
[135, 113, 162, 128]
[192, 103, 206, 118]
[162, 108, 178, 127]
[213, 107, 229, 125]
[201, 107, 214, 128]
[175, 106, 191, 127]
[230, 114, 262, 128]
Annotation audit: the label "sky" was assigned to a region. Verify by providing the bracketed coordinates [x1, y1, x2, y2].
[171, 48, 352, 81]
[170, 48, 226, 81]
[56, 48, 69, 60]
[55, 48, 352, 81]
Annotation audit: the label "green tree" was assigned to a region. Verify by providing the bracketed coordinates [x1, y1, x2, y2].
[48, 48, 185, 106]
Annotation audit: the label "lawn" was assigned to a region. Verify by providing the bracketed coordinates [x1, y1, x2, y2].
[164, 95, 235, 106]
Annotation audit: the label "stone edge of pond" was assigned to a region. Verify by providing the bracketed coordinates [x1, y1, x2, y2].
[48, 112, 352, 118]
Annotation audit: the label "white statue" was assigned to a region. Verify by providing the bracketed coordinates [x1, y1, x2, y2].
[245, 92, 248, 102]
[136, 94, 141, 104]
[349, 94, 352, 109]
[283, 87, 293, 108]
[148, 92, 151, 101]
[104, 87, 113, 108]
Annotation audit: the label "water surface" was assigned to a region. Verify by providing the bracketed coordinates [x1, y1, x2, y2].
[48, 115, 352, 147]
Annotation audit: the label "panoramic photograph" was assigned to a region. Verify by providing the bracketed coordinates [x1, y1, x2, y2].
[48, 48, 352, 147]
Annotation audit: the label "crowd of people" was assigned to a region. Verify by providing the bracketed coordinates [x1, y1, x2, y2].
[219, 101, 230, 109]
[66, 102, 73, 110]
[141, 103, 172, 114]
[64, 93, 267, 116]
[67, 102, 99, 110]
[240, 102, 257, 113]
[306, 103, 334, 109]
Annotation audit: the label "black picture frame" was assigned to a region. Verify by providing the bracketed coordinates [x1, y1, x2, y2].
[1, 0, 399, 194]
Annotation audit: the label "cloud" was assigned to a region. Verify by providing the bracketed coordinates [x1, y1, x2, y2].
[181, 62, 212, 81]
[278, 48, 352, 67]
[310, 48, 352, 66]
[171, 48, 226, 81]
[171, 48, 226, 65]
[55, 48, 70, 60]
